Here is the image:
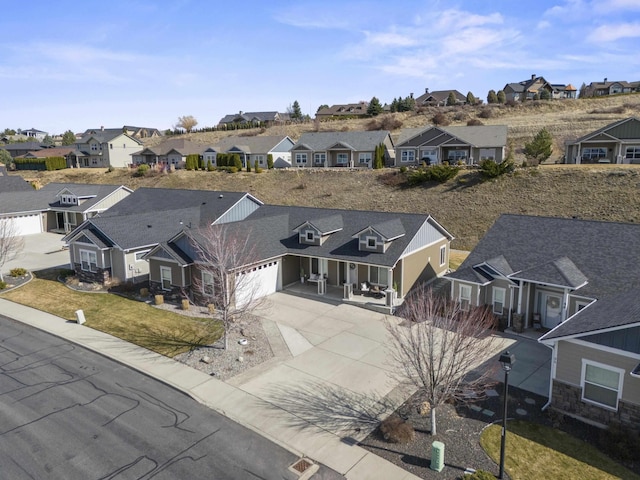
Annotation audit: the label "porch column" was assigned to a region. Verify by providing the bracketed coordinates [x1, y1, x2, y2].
[561, 288, 569, 322]
[517, 281, 523, 314]
[576, 143, 581, 164]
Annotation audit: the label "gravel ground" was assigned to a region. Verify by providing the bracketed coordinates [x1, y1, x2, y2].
[361, 385, 640, 479]
[155, 302, 274, 381]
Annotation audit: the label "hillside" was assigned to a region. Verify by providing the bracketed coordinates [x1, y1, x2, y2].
[15, 164, 640, 251]
[147, 94, 640, 163]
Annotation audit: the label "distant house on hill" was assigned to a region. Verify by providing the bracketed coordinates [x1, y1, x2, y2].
[218, 111, 290, 127]
[122, 126, 163, 139]
[315, 103, 369, 119]
[0, 142, 49, 158]
[414, 88, 467, 107]
[565, 117, 640, 164]
[503, 74, 554, 101]
[204, 135, 294, 169]
[132, 138, 205, 169]
[67, 127, 143, 169]
[582, 78, 639, 97]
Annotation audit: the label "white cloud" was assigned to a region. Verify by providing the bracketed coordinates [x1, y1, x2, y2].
[588, 22, 640, 41]
[364, 31, 417, 48]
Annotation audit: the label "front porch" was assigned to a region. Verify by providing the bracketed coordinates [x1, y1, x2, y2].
[284, 280, 401, 314]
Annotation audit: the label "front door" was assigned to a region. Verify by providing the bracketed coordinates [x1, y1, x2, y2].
[540, 292, 562, 328]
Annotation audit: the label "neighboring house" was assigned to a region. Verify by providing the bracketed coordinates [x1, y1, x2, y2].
[131, 138, 206, 169]
[16, 146, 75, 159]
[0, 166, 32, 191]
[63, 188, 263, 285]
[1, 142, 47, 158]
[204, 135, 295, 169]
[289, 131, 394, 168]
[20, 128, 48, 141]
[446, 214, 640, 432]
[414, 88, 466, 107]
[218, 111, 290, 127]
[315, 103, 369, 119]
[551, 84, 577, 99]
[583, 79, 639, 97]
[0, 183, 131, 236]
[394, 125, 507, 166]
[565, 117, 640, 164]
[67, 127, 143, 168]
[122, 125, 163, 139]
[145, 203, 453, 304]
[503, 74, 554, 101]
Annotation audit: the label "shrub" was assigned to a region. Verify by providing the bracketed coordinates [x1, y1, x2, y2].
[232, 154, 242, 170]
[267, 154, 274, 169]
[431, 112, 450, 126]
[107, 165, 115, 173]
[379, 415, 415, 444]
[408, 164, 459, 185]
[139, 287, 149, 297]
[0, 281, 7, 290]
[464, 470, 496, 479]
[154, 294, 164, 305]
[479, 159, 515, 179]
[399, 165, 407, 173]
[136, 164, 150, 176]
[181, 298, 190, 310]
[207, 160, 215, 171]
[467, 118, 484, 126]
[478, 107, 493, 119]
[10, 268, 27, 277]
[246, 162, 251, 172]
[229, 166, 238, 173]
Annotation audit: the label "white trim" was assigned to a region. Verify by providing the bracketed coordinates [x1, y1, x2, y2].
[79, 249, 98, 272]
[459, 284, 472, 311]
[580, 358, 624, 410]
[508, 275, 588, 291]
[439, 244, 446, 267]
[568, 338, 640, 361]
[541, 320, 640, 345]
[160, 266, 172, 291]
[492, 286, 506, 315]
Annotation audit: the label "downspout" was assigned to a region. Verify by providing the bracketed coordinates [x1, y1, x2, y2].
[541, 341, 557, 411]
[508, 286, 514, 328]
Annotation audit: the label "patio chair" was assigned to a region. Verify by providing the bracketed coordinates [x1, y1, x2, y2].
[360, 282, 370, 295]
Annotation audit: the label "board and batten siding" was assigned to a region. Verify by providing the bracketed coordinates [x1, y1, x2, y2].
[92, 188, 131, 211]
[401, 219, 448, 257]
[555, 339, 640, 404]
[215, 196, 261, 224]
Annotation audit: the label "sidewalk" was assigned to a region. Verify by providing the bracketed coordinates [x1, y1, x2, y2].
[0, 298, 421, 480]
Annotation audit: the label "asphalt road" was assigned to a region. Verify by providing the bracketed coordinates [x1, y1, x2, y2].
[0, 315, 344, 480]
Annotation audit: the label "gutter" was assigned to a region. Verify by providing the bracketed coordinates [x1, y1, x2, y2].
[541, 340, 556, 411]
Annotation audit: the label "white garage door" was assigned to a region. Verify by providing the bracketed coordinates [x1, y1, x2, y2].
[0, 214, 42, 237]
[235, 260, 280, 308]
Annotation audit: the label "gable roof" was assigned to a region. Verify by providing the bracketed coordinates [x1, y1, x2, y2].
[0, 172, 32, 192]
[133, 138, 205, 157]
[396, 125, 507, 148]
[414, 89, 466, 105]
[16, 147, 75, 159]
[569, 117, 640, 144]
[78, 128, 142, 145]
[316, 103, 369, 116]
[292, 131, 391, 152]
[218, 112, 289, 124]
[210, 135, 294, 154]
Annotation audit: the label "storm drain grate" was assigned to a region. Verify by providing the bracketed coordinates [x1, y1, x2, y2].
[291, 458, 312, 473]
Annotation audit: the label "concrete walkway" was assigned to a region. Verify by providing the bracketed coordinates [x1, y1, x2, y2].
[0, 298, 422, 480]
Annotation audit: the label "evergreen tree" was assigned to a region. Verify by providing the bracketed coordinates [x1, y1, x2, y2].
[578, 82, 588, 98]
[466, 91, 476, 105]
[447, 91, 457, 106]
[61, 130, 76, 146]
[524, 128, 553, 164]
[539, 89, 551, 100]
[367, 96, 383, 116]
[496, 90, 506, 104]
[487, 90, 498, 104]
[290, 100, 303, 121]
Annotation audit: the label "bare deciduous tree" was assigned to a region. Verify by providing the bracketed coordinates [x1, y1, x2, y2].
[0, 220, 25, 282]
[186, 224, 266, 350]
[386, 285, 502, 435]
[175, 115, 198, 133]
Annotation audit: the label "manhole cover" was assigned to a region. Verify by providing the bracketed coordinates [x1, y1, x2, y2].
[291, 458, 312, 473]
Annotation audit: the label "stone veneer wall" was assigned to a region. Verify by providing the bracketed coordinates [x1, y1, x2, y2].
[149, 280, 183, 301]
[74, 263, 110, 285]
[552, 380, 640, 433]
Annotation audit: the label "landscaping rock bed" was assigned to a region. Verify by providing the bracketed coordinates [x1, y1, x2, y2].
[0, 272, 32, 292]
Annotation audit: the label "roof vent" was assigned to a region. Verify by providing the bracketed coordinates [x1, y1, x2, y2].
[147, 225, 152, 228]
[219, 194, 223, 198]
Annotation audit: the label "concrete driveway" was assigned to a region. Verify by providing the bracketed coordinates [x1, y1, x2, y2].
[3, 232, 69, 275]
[227, 292, 514, 441]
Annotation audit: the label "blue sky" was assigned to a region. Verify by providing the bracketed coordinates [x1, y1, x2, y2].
[2, 0, 639, 134]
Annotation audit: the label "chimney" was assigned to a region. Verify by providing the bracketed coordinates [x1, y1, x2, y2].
[604, 77, 607, 83]
[410, 92, 413, 98]
[101, 125, 104, 131]
[531, 74, 536, 80]
[425, 88, 429, 94]
[239, 110, 243, 115]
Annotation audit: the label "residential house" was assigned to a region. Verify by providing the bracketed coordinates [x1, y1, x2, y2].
[551, 84, 577, 99]
[394, 125, 507, 166]
[583, 78, 639, 97]
[414, 89, 467, 107]
[131, 138, 205, 169]
[145, 203, 453, 305]
[446, 214, 640, 431]
[315, 103, 369, 119]
[1, 142, 47, 158]
[16, 146, 75, 160]
[63, 188, 263, 285]
[289, 131, 394, 168]
[218, 111, 290, 127]
[0, 183, 131, 236]
[122, 126, 163, 139]
[67, 127, 143, 168]
[503, 74, 554, 101]
[565, 117, 640, 164]
[203, 135, 295, 169]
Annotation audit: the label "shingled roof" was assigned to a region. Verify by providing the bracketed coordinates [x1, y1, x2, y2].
[292, 131, 391, 152]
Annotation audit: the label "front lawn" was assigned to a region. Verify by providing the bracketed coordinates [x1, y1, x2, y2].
[480, 420, 640, 480]
[1, 272, 222, 357]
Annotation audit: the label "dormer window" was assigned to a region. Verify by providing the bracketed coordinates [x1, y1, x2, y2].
[367, 237, 376, 248]
[306, 231, 314, 241]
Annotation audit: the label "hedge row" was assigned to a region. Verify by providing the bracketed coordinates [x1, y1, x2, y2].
[14, 156, 66, 171]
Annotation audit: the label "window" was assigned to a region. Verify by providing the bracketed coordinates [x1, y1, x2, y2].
[90, 143, 98, 151]
[447, 150, 468, 163]
[80, 250, 97, 272]
[295, 153, 307, 165]
[202, 271, 214, 296]
[440, 245, 446, 266]
[582, 147, 607, 161]
[110, 144, 113, 149]
[135, 250, 149, 261]
[160, 266, 172, 291]
[314, 153, 326, 165]
[492, 287, 505, 315]
[306, 231, 314, 241]
[367, 237, 377, 248]
[459, 284, 472, 311]
[370, 266, 389, 286]
[479, 149, 496, 161]
[254, 155, 265, 165]
[359, 152, 372, 164]
[581, 360, 623, 410]
[401, 150, 415, 163]
[625, 147, 640, 160]
[336, 153, 348, 165]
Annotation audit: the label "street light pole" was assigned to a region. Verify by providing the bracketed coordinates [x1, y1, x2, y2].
[498, 351, 516, 480]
